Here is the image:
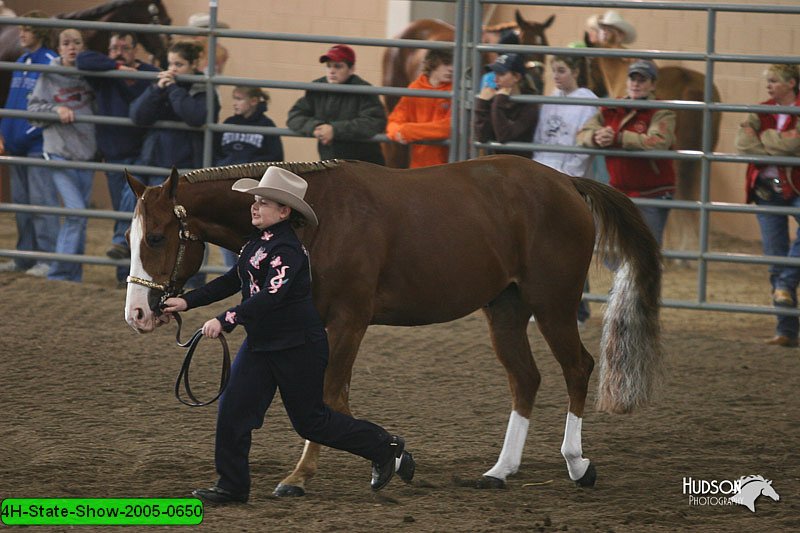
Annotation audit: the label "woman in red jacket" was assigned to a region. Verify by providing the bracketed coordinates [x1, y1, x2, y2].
[577, 59, 676, 247]
[386, 49, 453, 168]
[735, 63, 800, 347]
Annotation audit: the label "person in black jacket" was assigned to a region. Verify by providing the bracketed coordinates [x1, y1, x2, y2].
[161, 166, 415, 504]
[287, 45, 386, 164]
[473, 53, 539, 158]
[216, 86, 283, 166]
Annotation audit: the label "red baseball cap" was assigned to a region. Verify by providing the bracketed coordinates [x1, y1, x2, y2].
[319, 45, 356, 65]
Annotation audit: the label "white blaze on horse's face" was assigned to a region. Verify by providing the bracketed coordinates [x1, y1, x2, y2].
[124, 199, 157, 333]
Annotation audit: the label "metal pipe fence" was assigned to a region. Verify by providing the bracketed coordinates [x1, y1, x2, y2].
[2, 1, 800, 317]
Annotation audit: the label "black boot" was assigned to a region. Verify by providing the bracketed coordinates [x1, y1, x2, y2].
[192, 485, 248, 504]
[371, 435, 416, 491]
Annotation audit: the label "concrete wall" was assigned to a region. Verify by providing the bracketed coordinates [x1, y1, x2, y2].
[491, 2, 800, 240]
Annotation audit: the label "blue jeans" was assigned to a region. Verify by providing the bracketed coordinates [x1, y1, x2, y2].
[9, 156, 60, 270]
[106, 157, 138, 281]
[637, 196, 672, 248]
[754, 192, 800, 338]
[47, 155, 94, 282]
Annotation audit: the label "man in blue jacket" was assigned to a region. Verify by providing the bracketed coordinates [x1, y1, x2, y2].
[0, 11, 59, 276]
[77, 32, 159, 286]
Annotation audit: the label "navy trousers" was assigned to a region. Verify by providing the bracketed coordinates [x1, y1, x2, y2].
[214, 334, 393, 494]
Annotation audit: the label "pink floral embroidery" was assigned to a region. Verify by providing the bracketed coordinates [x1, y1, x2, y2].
[250, 247, 268, 269]
[248, 271, 260, 296]
[268, 266, 289, 294]
[270, 255, 282, 268]
[225, 311, 237, 324]
[261, 231, 274, 241]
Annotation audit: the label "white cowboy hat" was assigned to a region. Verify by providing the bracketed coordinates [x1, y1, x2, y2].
[187, 12, 230, 29]
[232, 167, 319, 226]
[598, 10, 636, 44]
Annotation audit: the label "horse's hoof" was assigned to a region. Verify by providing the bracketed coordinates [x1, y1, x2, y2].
[475, 475, 506, 489]
[272, 483, 305, 497]
[574, 463, 596, 487]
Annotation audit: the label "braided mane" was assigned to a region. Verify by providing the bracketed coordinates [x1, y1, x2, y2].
[182, 160, 343, 184]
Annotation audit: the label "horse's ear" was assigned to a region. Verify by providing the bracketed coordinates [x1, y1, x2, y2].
[167, 167, 180, 200]
[125, 170, 146, 199]
[514, 9, 528, 29]
[543, 14, 555, 29]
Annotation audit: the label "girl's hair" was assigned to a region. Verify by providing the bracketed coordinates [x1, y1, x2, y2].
[20, 10, 52, 50]
[58, 28, 83, 44]
[767, 64, 800, 95]
[169, 41, 204, 64]
[549, 54, 587, 89]
[233, 86, 271, 109]
[422, 49, 454, 76]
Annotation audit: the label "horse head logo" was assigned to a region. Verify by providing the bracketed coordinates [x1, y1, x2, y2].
[729, 475, 780, 512]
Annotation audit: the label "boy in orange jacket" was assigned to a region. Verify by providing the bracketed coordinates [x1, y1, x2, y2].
[386, 49, 453, 168]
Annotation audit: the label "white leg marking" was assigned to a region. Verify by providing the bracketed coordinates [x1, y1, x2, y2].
[483, 411, 529, 480]
[561, 411, 590, 480]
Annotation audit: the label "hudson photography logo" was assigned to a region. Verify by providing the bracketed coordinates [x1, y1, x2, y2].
[682, 475, 781, 512]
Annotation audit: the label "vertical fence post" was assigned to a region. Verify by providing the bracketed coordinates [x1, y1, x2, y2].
[202, 1, 219, 168]
[449, 0, 465, 162]
[697, 7, 718, 303]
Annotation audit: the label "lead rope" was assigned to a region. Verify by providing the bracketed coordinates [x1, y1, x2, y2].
[172, 312, 231, 407]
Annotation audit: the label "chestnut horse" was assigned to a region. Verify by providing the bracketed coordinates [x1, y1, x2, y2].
[0, 0, 171, 104]
[381, 11, 554, 168]
[124, 156, 663, 495]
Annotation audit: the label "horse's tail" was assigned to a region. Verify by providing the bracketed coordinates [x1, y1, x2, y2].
[571, 177, 664, 414]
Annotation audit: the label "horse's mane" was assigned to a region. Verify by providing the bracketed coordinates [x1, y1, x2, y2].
[182, 160, 343, 184]
[57, 0, 141, 20]
[738, 475, 769, 485]
[484, 21, 518, 32]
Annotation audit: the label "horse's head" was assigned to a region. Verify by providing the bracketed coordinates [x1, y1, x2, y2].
[514, 11, 555, 94]
[124, 168, 206, 333]
[129, 0, 172, 68]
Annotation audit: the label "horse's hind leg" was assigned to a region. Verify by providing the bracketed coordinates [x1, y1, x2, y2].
[272, 318, 367, 497]
[479, 285, 541, 489]
[533, 292, 596, 487]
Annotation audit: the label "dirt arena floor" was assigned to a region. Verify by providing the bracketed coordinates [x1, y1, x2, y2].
[1, 212, 799, 532]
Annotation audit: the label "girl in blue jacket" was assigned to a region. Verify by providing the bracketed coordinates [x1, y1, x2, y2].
[130, 41, 220, 174]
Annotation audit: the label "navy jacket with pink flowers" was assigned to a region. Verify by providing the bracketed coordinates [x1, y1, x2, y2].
[181, 220, 324, 351]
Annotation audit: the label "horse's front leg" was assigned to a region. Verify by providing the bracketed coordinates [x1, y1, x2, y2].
[272, 318, 368, 497]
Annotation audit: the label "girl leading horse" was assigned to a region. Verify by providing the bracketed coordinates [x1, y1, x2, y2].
[123, 155, 663, 495]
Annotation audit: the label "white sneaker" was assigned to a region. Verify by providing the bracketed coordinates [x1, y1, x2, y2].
[0, 260, 22, 272]
[25, 263, 50, 278]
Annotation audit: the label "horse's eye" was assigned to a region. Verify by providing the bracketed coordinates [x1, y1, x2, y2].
[146, 233, 165, 247]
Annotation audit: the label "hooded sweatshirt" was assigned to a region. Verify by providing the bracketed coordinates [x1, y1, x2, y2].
[27, 57, 97, 161]
[216, 100, 284, 166]
[0, 46, 58, 155]
[386, 74, 452, 168]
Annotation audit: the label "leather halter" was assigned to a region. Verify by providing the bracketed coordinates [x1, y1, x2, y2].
[126, 200, 230, 407]
[127, 203, 202, 311]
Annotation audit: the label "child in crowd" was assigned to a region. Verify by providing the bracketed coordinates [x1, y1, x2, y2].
[0, 11, 59, 277]
[474, 53, 539, 158]
[217, 86, 283, 166]
[386, 48, 454, 168]
[28, 28, 96, 282]
[216, 85, 284, 266]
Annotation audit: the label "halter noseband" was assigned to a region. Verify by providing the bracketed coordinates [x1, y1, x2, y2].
[127, 203, 202, 312]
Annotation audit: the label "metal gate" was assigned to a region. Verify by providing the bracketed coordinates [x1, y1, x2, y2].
[1, 0, 799, 318]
